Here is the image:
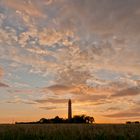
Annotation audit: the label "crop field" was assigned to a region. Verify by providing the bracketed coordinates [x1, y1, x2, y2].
[0, 124, 140, 140]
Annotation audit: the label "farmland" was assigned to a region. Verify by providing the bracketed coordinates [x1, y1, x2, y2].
[0, 124, 140, 140]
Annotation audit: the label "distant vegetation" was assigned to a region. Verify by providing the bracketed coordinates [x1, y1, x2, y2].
[126, 121, 139, 124]
[16, 115, 95, 124]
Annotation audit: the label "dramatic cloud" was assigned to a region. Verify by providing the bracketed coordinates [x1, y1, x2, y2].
[43, 84, 113, 96]
[111, 87, 140, 97]
[105, 106, 140, 118]
[0, 0, 140, 123]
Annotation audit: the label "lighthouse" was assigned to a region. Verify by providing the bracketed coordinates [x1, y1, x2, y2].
[68, 99, 72, 120]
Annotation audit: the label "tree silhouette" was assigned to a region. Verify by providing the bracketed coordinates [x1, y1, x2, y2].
[71, 115, 95, 123]
[85, 116, 95, 123]
[51, 116, 64, 123]
[16, 115, 95, 124]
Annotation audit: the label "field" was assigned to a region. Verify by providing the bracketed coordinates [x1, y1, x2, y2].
[0, 124, 140, 140]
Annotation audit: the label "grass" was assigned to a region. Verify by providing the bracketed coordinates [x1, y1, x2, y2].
[0, 124, 140, 140]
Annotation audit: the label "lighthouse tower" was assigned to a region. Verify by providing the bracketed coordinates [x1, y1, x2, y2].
[68, 99, 72, 120]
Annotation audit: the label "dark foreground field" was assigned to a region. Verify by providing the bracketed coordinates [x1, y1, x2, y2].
[0, 124, 140, 140]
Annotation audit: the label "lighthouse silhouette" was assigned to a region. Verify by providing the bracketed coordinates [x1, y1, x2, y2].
[68, 99, 72, 120]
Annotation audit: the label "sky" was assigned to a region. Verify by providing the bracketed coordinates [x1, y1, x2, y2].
[0, 0, 140, 124]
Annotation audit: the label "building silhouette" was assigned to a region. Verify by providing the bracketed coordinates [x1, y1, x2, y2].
[68, 99, 72, 120]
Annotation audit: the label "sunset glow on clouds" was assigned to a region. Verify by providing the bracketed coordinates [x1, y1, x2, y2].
[0, 0, 140, 123]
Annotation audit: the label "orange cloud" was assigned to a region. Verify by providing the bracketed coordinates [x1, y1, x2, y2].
[111, 87, 140, 97]
[39, 29, 63, 46]
[3, 0, 45, 18]
[0, 67, 4, 78]
[104, 109, 140, 118]
[38, 29, 75, 46]
[39, 106, 57, 110]
[0, 67, 9, 87]
[43, 84, 114, 96]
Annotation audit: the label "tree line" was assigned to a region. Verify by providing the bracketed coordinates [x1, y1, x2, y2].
[15, 115, 95, 124]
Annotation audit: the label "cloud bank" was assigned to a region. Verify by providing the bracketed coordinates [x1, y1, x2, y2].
[0, 0, 140, 123]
